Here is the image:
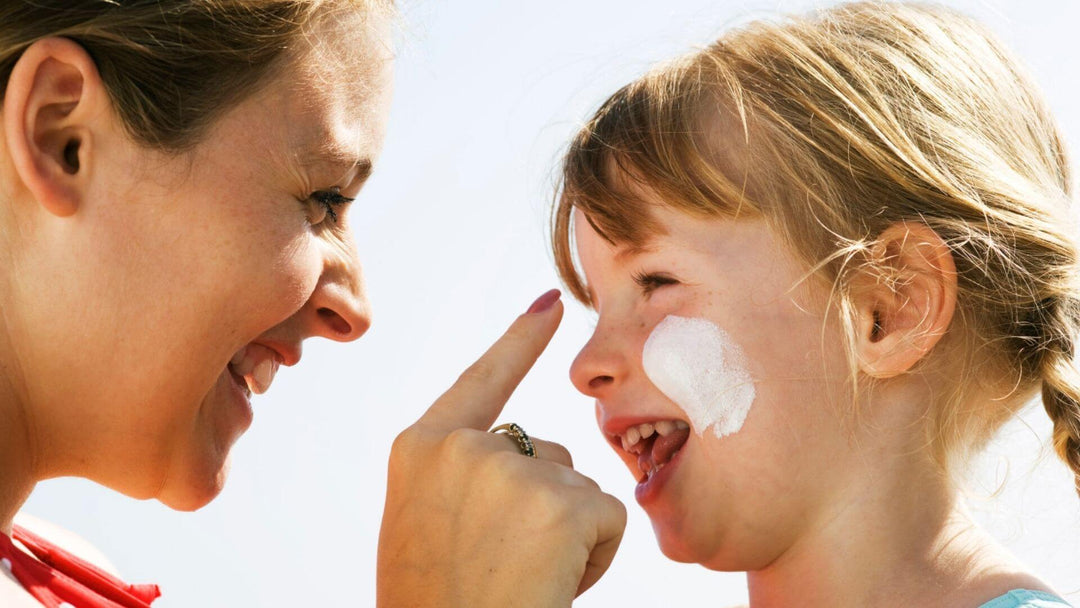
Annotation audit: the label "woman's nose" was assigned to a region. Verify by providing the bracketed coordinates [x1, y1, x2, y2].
[569, 324, 628, 399]
[300, 246, 372, 342]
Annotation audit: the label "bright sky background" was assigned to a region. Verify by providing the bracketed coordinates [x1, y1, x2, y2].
[23, 1, 1080, 606]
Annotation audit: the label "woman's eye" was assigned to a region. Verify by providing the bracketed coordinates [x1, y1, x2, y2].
[632, 271, 679, 296]
[307, 187, 354, 225]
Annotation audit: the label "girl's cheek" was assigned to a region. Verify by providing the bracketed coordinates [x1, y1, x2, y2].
[641, 314, 758, 439]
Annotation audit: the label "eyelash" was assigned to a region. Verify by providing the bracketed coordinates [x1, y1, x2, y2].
[308, 187, 355, 224]
[632, 271, 679, 296]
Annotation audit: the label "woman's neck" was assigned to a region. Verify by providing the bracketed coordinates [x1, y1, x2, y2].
[0, 430, 35, 536]
[0, 325, 36, 536]
[744, 459, 1035, 608]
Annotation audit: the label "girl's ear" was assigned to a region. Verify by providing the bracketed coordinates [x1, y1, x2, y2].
[3, 37, 108, 217]
[851, 221, 958, 378]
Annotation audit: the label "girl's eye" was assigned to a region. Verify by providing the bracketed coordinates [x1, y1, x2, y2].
[632, 271, 680, 296]
[307, 187, 355, 225]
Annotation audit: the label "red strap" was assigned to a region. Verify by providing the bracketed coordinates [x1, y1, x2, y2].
[0, 527, 160, 608]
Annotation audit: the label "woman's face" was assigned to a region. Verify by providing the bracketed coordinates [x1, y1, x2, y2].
[8, 21, 393, 510]
[570, 204, 862, 570]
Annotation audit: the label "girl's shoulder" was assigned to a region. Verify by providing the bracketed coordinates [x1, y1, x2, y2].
[979, 589, 1074, 608]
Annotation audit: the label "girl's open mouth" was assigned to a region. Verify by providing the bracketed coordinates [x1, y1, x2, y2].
[607, 419, 690, 483]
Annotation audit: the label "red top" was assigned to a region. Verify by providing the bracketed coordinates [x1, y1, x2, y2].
[0, 525, 160, 608]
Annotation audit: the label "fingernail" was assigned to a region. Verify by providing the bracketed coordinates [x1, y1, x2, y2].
[527, 289, 561, 314]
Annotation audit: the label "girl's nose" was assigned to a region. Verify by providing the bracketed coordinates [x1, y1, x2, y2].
[569, 323, 629, 399]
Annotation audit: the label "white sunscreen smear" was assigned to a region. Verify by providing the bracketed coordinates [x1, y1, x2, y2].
[642, 315, 756, 438]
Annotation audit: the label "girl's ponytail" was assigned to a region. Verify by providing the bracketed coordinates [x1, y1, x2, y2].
[1038, 296, 1080, 495]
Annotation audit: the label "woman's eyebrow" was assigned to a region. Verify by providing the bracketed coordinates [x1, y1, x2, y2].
[321, 153, 374, 184]
[297, 141, 374, 184]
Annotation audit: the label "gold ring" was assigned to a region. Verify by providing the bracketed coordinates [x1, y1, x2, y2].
[490, 422, 537, 458]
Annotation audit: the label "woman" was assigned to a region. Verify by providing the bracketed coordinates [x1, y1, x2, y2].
[0, 1, 623, 606]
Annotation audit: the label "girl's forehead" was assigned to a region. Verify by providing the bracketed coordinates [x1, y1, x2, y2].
[573, 208, 655, 265]
[574, 204, 769, 262]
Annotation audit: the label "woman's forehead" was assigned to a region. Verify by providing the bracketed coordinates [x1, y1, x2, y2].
[268, 22, 394, 174]
[253, 7, 389, 133]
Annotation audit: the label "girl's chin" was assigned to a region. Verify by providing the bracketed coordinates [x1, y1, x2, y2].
[651, 525, 705, 564]
[649, 514, 740, 569]
[653, 525, 774, 572]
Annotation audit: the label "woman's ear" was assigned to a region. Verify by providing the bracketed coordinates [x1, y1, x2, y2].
[3, 37, 108, 217]
[852, 221, 958, 378]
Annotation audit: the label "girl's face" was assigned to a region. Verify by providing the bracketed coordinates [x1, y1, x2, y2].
[570, 204, 862, 570]
[5, 22, 393, 510]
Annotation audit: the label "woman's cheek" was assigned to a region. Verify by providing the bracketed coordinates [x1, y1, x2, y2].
[259, 237, 323, 317]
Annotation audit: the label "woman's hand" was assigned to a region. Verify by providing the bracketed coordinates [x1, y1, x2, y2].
[376, 291, 627, 607]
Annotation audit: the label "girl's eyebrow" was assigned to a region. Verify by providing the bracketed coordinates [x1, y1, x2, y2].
[615, 243, 658, 262]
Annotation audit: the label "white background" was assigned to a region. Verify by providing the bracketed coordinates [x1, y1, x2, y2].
[23, 1, 1080, 606]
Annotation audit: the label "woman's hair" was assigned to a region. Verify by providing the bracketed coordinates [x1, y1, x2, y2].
[0, 0, 393, 151]
[552, 2, 1080, 493]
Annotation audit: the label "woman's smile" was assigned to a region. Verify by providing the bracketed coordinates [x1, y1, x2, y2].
[229, 343, 284, 396]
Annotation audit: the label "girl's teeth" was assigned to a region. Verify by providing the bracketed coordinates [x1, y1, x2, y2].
[618, 420, 687, 453]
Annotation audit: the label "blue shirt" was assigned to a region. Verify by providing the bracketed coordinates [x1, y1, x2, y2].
[979, 589, 1073, 608]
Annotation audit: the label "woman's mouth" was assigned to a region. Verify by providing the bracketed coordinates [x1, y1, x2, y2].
[227, 343, 281, 395]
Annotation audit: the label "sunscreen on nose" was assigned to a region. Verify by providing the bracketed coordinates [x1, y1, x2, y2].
[642, 315, 756, 438]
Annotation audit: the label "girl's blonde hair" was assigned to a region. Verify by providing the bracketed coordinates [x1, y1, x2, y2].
[552, 2, 1079, 492]
[0, 0, 392, 151]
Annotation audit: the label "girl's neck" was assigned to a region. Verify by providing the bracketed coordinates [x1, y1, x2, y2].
[745, 462, 1036, 607]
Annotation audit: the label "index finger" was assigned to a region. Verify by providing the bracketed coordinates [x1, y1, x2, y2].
[419, 289, 564, 431]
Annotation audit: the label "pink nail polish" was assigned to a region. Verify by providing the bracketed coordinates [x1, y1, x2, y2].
[527, 289, 561, 314]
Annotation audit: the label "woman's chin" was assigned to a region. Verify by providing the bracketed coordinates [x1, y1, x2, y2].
[150, 370, 252, 511]
[154, 455, 232, 512]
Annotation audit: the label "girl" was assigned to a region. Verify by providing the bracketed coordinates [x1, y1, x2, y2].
[553, 2, 1077, 606]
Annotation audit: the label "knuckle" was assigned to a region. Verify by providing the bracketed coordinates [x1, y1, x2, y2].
[475, 449, 528, 486]
[530, 484, 572, 521]
[502, 320, 533, 345]
[545, 442, 573, 467]
[388, 424, 443, 467]
[442, 427, 483, 456]
[387, 426, 428, 477]
[457, 359, 498, 386]
[487, 447, 524, 471]
[610, 496, 628, 524]
[389, 425, 422, 460]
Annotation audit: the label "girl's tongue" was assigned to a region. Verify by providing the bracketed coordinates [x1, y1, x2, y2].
[637, 426, 690, 476]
